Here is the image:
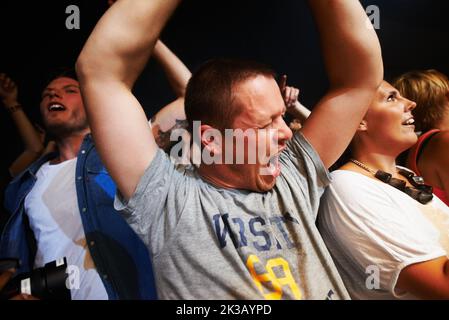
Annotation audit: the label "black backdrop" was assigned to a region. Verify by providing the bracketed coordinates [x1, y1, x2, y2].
[0, 0, 448, 178]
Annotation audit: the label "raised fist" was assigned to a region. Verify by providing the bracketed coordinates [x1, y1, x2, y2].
[279, 75, 300, 109]
[0, 73, 19, 107]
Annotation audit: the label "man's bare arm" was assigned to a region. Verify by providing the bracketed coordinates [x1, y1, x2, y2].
[153, 40, 191, 98]
[76, 0, 181, 200]
[302, 0, 383, 168]
[150, 41, 190, 149]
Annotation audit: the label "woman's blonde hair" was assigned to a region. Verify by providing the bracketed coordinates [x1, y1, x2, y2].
[393, 69, 449, 132]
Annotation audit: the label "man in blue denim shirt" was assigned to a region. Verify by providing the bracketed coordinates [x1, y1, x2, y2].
[0, 73, 157, 299]
[0, 34, 191, 298]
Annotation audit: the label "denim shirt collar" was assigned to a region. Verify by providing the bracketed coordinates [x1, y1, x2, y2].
[23, 134, 94, 176]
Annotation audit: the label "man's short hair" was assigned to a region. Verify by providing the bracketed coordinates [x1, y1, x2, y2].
[393, 69, 449, 132]
[43, 67, 79, 89]
[185, 58, 276, 132]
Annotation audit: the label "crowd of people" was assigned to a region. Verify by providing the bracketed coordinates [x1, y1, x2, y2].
[0, 0, 448, 300]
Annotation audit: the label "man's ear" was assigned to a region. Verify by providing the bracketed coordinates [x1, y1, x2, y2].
[200, 124, 223, 157]
[358, 119, 368, 132]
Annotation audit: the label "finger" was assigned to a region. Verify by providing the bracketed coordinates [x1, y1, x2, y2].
[284, 86, 292, 105]
[289, 88, 299, 106]
[288, 87, 295, 104]
[293, 88, 300, 101]
[289, 87, 298, 106]
[279, 75, 287, 93]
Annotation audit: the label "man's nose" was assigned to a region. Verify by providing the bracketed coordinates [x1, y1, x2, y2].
[49, 90, 62, 99]
[277, 120, 293, 145]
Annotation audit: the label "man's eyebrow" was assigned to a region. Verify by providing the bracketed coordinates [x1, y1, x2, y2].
[63, 84, 80, 89]
[43, 84, 80, 92]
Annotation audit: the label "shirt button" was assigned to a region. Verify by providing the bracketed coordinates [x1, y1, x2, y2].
[81, 150, 86, 154]
[90, 241, 95, 246]
[77, 176, 82, 180]
[82, 207, 87, 213]
[103, 274, 108, 280]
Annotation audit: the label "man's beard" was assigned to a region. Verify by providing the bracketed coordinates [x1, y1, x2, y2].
[44, 119, 89, 139]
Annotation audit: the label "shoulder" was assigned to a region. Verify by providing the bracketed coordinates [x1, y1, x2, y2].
[329, 170, 372, 192]
[423, 130, 449, 165]
[283, 131, 330, 183]
[426, 130, 449, 145]
[325, 169, 398, 210]
[324, 170, 364, 202]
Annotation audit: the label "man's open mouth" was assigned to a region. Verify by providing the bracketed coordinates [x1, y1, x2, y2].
[47, 103, 66, 112]
[265, 154, 281, 177]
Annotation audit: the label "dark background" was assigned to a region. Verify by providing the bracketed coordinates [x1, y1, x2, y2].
[0, 0, 448, 182]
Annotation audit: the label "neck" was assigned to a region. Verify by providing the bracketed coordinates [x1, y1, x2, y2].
[351, 147, 434, 205]
[198, 163, 246, 190]
[351, 150, 398, 174]
[53, 130, 89, 164]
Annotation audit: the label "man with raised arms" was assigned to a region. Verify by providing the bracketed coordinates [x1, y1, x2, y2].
[76, 0, 383, 299]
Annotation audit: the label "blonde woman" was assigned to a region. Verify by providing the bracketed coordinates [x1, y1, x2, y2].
[318, 81, 449, 299]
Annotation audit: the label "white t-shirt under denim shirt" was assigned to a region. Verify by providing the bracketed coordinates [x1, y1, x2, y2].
[115, 132, 350, 300]
[318, 169, 449, 300]
[25, 159, 108, 300]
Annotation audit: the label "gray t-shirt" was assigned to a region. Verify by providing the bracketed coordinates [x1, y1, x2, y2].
[115, 132, 349, 300]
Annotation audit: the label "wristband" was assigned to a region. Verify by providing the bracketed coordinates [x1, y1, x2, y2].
[6, 103, 22, 113]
